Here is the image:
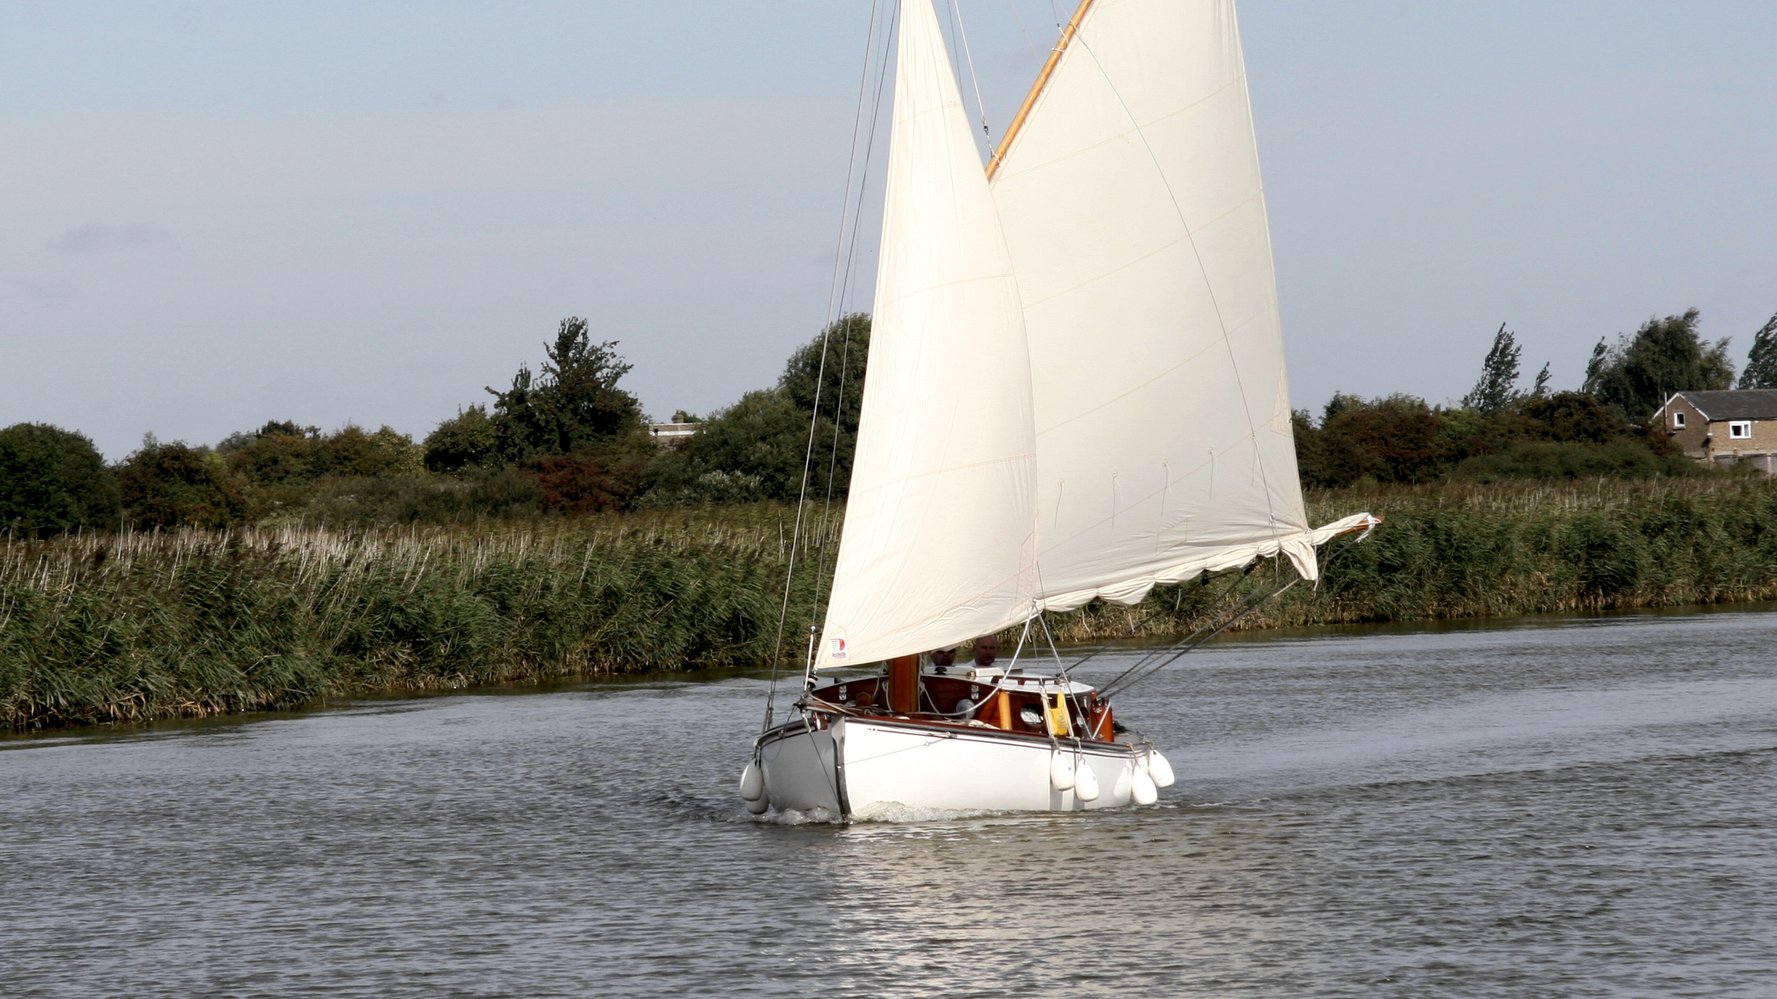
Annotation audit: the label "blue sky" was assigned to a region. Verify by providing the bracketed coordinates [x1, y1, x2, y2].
[5, 1, 1774, 460]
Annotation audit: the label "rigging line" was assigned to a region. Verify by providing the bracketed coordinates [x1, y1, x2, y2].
[802, 5, 899, 693]
[1034, 605, 1064, 668]
[944, 0, 991, 139]
[996, 0, 1051, 94]
[986, 0, 1095, 181]
[1032, 611, 1094, 730]
[1101, 577, 1298, 700]
[1096, 568, 1250, 692]
[1099, 526, 1373, 701]
[765, 0, 889, 729]
[1100, 570, 1268, 695]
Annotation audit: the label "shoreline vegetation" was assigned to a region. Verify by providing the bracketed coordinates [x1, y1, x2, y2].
[6, 477, 1777, 732]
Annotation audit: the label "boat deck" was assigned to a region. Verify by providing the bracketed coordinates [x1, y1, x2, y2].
[806, 667, 1115, 743]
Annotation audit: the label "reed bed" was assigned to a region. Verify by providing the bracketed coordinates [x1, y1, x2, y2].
[7, 478, 1777, 730]
[1, 506, 835, 730]
[1048, 476, 1777, 642]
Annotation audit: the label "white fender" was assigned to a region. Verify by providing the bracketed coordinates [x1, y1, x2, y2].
[1074, 760, 1100, 801]
[1049, 751, 1076, 791]
[1131, 766, 1158, 805]
[739, 761, 765, 802]
[1112, 764, 1132, 802]
[1144, 749, 1175, 789]
[745, 794, 770, 815]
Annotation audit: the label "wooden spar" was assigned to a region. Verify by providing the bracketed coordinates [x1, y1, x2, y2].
[984, 0, 1096, 182]
[885, 654, 920, 713]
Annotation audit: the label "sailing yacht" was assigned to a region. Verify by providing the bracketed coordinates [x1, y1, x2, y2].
[741, 0, 1375, 819]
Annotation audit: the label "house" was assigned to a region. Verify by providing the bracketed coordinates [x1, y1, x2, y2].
[647, 422, 701, 445]
[1653, 389, 1777, 473]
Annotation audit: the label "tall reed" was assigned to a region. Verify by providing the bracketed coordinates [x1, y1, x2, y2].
[1, 506, 831, 730]
[1046, 477, 1777, 642]
[7, 479, 1777, 731]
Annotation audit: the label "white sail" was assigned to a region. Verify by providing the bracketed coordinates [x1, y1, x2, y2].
[812, 0, 1039, 669]
[989, 0, 1323, 609]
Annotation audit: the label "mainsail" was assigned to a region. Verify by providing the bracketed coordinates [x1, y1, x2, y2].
[990, 0, 1327, 610]
[814, 0, 1357, 669]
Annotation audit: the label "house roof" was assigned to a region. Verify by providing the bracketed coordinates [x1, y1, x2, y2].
[1663, 390, 1777, 421]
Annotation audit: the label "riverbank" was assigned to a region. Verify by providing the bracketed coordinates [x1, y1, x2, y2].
[6, 477, 1776, 730]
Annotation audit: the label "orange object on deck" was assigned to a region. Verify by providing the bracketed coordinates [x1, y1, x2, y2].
[1090, 703, 1114, 741]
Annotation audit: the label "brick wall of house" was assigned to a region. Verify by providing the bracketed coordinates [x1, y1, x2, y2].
[1662, 398, 1710, 456]
[1706, 417, 1777, 458]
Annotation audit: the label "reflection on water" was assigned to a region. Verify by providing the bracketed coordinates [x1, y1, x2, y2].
[4, 609, 1776, 997]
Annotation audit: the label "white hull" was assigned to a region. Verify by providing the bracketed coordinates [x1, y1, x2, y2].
[755, 714, 1153, 818]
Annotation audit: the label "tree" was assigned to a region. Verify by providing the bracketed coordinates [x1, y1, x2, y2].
[0, 423, 121, 537]
[1321, 391, 1364, 424]
[1582, 309, 1734, 421]
[423, 405, 499, 473]
[1291, 409, 1345, 490]
[528, 446, 652, 514]
[687, 390, 841, 501]
[1461, 323, 1521, 414]
[1518, 391, 1624, 444]
[1529, 362, 1551, 398]
[116, 439, 248, 529]
[779, 313, 870, 440]
[634, 314, 870, 506]
[1737, 312, 1777, 389]
[312, 425, 423, 478]
[487, 317, 644, 463]
[221, 420, 320, 486]
[1315, 394, 1448, 485]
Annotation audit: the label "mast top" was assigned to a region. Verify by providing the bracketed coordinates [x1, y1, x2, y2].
[985, 0, 1097, 181]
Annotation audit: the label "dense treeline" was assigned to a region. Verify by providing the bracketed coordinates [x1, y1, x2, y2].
[0, 315, 872, 537]
[7, 308, 1775, 538]
[1291, 310, 1753, 489]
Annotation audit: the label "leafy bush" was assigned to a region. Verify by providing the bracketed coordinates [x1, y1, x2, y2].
[529, 443, 651, 514]
[275, 468, 544, 526]
[116, 441, 248, 529]
[1448, 440, 1698, 482]
[0, 423, 120, 537]
[422, 405, 499, 472]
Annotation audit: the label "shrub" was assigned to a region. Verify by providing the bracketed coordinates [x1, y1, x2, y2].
[0, 423, 120, 537]
[116, 441, 248, 529]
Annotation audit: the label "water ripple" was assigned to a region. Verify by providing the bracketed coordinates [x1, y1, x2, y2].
[4, 611, 1777, 996]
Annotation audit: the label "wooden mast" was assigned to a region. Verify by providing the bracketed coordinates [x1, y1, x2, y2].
[984, 0, 1096, 181]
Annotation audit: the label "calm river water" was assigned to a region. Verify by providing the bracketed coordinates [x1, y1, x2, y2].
[5, 609, 1776, 997]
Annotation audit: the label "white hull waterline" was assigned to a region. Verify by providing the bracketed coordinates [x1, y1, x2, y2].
[742, 666, 1171, 819]
[754, 717, 1161, 816]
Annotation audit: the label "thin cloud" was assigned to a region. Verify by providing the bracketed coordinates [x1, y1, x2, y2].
[50, 223, 170, 254]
